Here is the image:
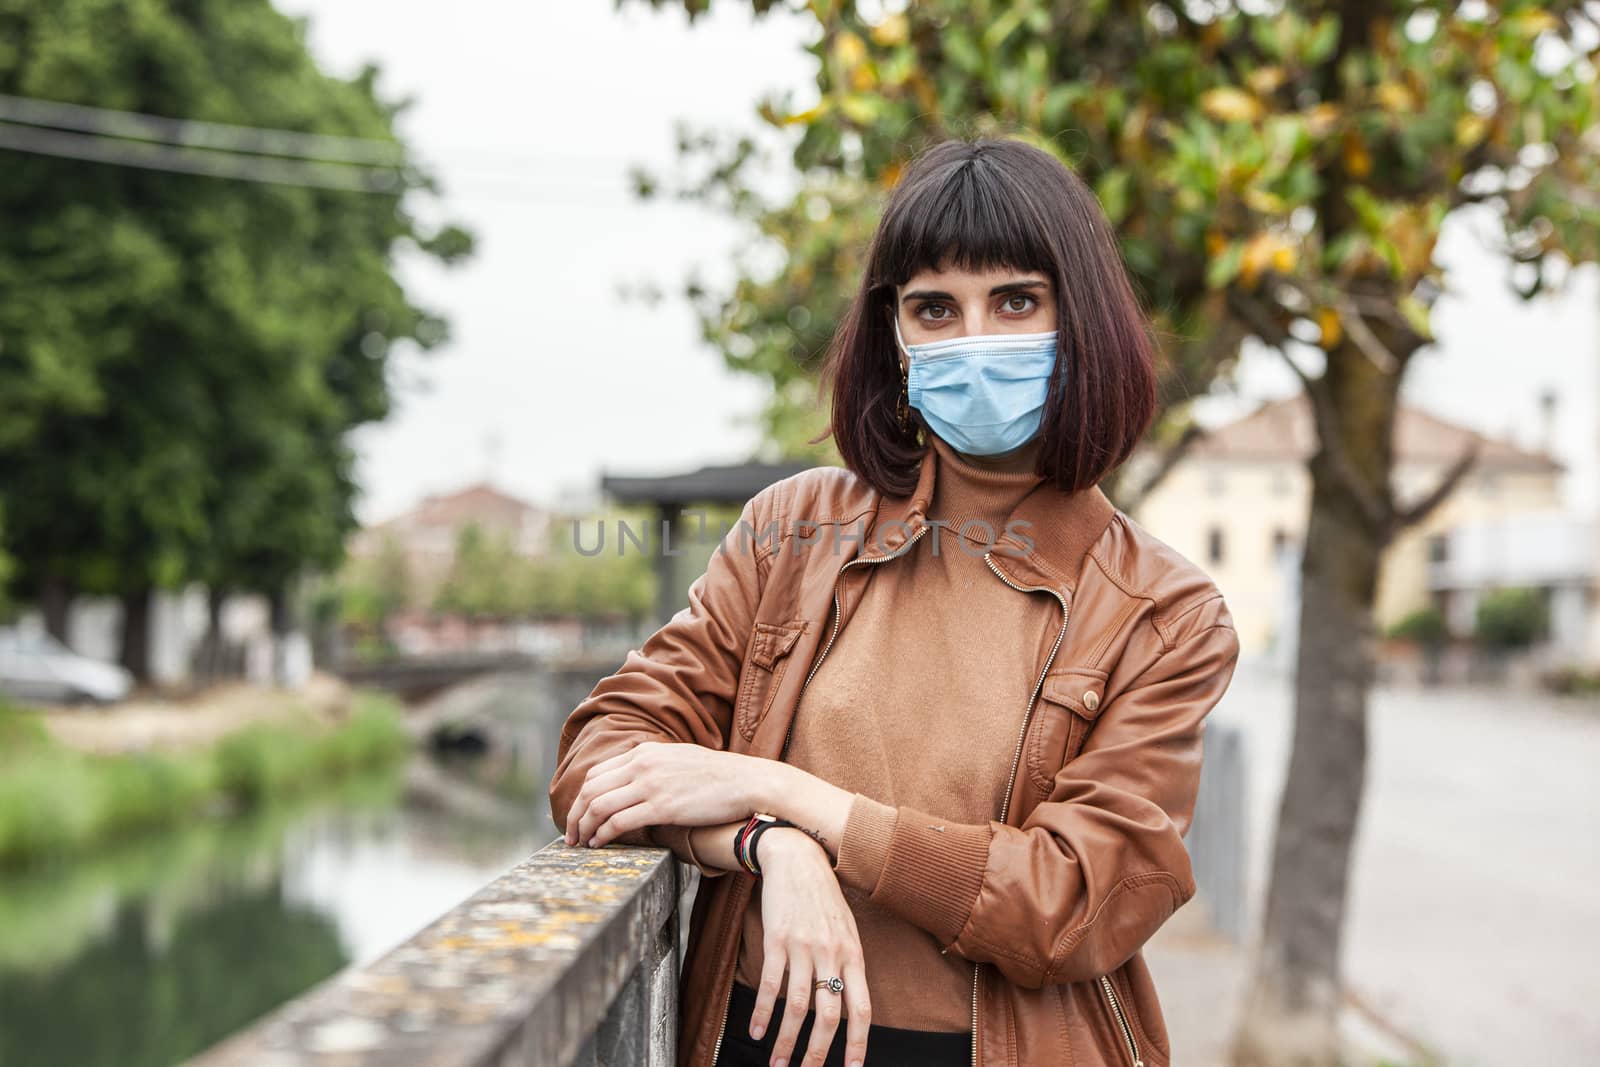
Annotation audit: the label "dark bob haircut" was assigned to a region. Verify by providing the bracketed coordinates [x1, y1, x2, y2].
[812, 137, 1160, 498]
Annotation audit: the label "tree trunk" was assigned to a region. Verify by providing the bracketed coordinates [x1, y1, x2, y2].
[119, 587, 152, 682]
[1234, 346, 1398, 1066]
[40, 577, 72, 643]
[197, 586, 226, 684]
[269, 584, 290, 687]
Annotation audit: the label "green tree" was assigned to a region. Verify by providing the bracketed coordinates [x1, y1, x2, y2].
[525, 507, 660, 622]
[433, 523, 521, 620]
[0, 0, 470, 677]
[628, 2, 1600, 1062]
[336, 533, 412, 657]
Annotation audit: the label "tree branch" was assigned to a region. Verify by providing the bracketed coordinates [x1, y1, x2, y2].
[1391, 441, 1482, 533]
[1331, 292, 1400, 374]
[1124, 421, 1207, 512]
[1226, 290, 1314, 388]
[1225, 289, 1394, 536]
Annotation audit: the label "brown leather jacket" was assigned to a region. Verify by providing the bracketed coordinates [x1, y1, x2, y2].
[549, 442, 1241, 1067]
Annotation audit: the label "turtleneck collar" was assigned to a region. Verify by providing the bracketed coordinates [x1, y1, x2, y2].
[865, 431, 1121, 596]
[926, 432, 1047, 544]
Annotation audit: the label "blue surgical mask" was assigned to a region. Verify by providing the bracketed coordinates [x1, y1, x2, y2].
[893, 315, 1059, 456]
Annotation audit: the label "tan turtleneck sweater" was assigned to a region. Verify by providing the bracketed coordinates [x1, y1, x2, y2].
[733, 433, 1060, 1031]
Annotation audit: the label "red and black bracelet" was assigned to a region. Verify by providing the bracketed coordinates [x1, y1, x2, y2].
[733, 812, 796, 876]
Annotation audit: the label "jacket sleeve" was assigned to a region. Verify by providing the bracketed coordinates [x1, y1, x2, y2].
[546, 486, 780, 879]
[829, 592, 1241, 987]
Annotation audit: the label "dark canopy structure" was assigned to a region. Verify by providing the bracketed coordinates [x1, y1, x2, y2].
[600, 459, 819, 625]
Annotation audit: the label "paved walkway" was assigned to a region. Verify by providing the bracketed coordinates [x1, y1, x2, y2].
[1149, 659, 1600, 1065]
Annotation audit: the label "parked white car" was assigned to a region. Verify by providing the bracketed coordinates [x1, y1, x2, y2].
[0, 626, 134, 706]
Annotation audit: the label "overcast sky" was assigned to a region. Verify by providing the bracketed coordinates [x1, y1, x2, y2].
[279, 0, 1600, 524]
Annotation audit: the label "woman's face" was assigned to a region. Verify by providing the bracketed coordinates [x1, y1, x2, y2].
[890, 263, 1058, 375]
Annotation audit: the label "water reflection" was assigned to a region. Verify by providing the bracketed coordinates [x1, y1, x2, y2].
[0, 761, 548, 1067]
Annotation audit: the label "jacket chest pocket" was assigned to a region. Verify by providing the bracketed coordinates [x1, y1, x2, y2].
[1024, 666, 1110, 795]
[735, 619, 806, 741]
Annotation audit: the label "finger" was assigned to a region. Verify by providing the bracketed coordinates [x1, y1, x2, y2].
[749, 943, 787, 1043]
[771, 952, 812, 1067]
[565, 756, 642, 843]
[799, 951, 843, 1067]
[841, 952, 870, 1067]
[588, 793, 658, 849]
[576, 781, 647, 846]
[583, 747, 637, 781]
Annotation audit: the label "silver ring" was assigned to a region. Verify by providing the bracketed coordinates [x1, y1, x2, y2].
[813, 976, 844, 994]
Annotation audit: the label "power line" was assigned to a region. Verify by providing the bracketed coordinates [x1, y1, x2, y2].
[0, 94, 669, 204]
[0, 120, 405, 192]
[0, 91, 406, 166]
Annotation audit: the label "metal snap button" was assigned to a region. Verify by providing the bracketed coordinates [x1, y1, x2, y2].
[1083, 690, 1100, 712]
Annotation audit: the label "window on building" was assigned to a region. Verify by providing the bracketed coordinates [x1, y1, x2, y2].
[1207, 526, 1225, 565]
[1271, 527, 1289, 559]
[1427, 534, 1449, 563]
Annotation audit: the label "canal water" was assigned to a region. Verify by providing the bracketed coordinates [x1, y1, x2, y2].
[0, 756, 557, 1067]
[0, 663, 622, 1066]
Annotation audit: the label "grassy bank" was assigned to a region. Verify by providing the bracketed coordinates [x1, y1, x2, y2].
[0, 693, 411, 868]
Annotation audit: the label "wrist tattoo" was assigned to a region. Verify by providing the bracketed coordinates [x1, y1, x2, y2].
[793, 824, 829, 850]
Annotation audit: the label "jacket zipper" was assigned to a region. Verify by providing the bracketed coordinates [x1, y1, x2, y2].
[982, 559, 1139, 1067]
[968, 551, 1071, 1067]
[1099, 974, 1144, 1067]
[712, 524, 931, 1065]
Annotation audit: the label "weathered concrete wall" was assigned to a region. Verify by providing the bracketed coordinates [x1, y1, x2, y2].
[183, 841, 680, 1067]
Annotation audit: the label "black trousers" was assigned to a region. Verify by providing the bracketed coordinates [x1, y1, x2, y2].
[714, 979, 970, 1066]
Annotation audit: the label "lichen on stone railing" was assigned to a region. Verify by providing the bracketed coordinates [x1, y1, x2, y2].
[183, 840, 683, 1067]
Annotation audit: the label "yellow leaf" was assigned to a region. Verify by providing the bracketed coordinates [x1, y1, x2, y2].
[851, 64, 877, 92]
[1305, 103, 1341, 136]
[1375, 81, 1416, 112]
[782, 101, 829, 126]
[1205, 231, 1229, 257]
[869, 13, 909, 47]
[1342, 132, 1372, 177]
[1240, 233, 1276, 287]
[1247, 66, 1286, 95]
[1455, 114, 1489, 147]
[1238, 232, 1297, 287]
[838, 94, 876, 124]
[1317, 307, 1342, 348]
[1244, 186, 1289, 214]
[1506, 10, 1560, 37]
[834, 30, 867, 69]
[1200, 87, 1264, 123]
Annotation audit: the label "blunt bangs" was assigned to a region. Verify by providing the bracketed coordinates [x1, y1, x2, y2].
[871, 158, 1058, 299]
[813, 137, 1160, 500]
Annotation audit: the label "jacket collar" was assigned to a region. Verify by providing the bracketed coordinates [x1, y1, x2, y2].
[866, 439, 1118, 599]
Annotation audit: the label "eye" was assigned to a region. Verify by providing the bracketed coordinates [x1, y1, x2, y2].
[915, 302, 953, 321]
[1003, 293, 1039, 313]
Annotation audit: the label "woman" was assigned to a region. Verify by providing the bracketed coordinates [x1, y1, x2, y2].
[549, 137, 1240, 1067]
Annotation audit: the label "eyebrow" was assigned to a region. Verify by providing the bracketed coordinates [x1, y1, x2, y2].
[900, 279, 1050, 304]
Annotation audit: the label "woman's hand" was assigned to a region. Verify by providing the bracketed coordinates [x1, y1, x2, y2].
[750, 829, 871, 1067]
[565, 740, 774, 848]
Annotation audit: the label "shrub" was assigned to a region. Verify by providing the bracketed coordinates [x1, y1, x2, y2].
[1386, 605, 1448, 646]
[0, 691, 411, 866]
[1474, 587, 1548, 650]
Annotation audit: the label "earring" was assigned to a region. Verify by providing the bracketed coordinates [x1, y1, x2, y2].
[895, 365, 911, 434]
